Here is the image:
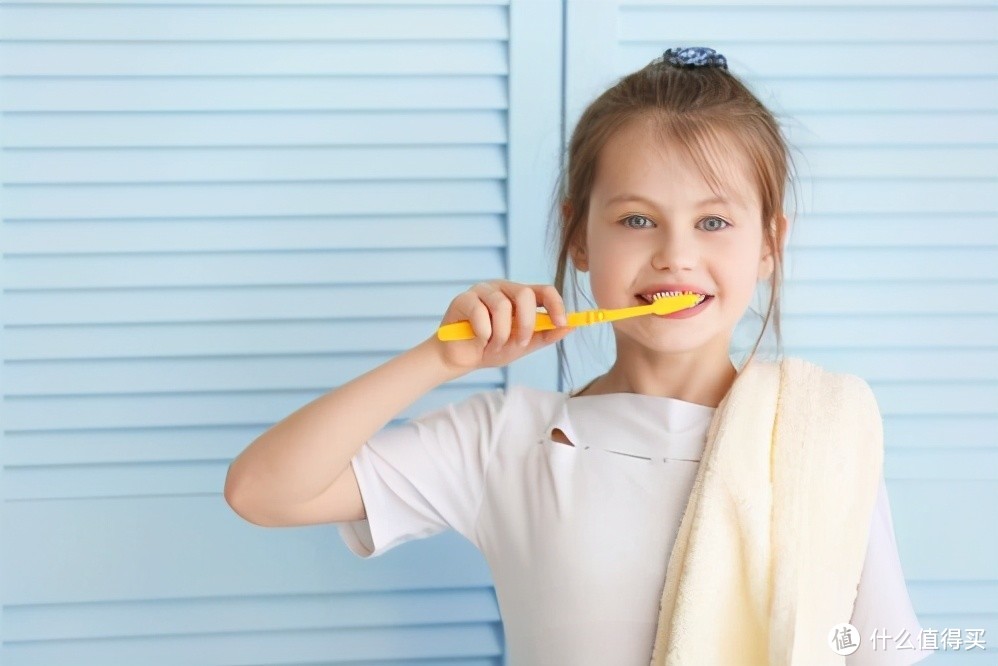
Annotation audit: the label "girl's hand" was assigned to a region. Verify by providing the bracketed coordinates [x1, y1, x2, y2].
[430, 280, 573, 373]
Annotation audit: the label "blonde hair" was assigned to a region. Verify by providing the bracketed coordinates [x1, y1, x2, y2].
[546, 55, 801, 388]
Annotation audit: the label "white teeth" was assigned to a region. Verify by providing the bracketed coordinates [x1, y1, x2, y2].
[642, 290, 708, 302]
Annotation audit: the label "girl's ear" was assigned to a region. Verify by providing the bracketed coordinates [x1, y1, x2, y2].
[758, 253, 774, 282]
[758, 213, 788, 281]
[776, 211, 790, 238]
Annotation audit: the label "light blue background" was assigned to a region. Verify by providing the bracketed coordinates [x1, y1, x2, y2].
[0, 1, 995, 664]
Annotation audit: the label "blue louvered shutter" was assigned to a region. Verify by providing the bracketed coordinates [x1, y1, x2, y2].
[0, 1, 562, 663]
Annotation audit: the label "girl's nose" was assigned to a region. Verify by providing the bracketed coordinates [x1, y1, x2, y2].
[650, 234, 698, 271]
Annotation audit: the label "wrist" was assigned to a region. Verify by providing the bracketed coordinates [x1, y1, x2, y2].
[415, 335, 468, 382]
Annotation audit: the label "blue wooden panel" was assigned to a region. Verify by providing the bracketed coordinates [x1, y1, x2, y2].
[0, 4, 510, 40]
[795, 179, 995, 214]
[795, 215, 998, 246]
[885, 415, 997, 450]
[6, 588, 503, 647]
[910, 581, 998, 614]
[3, 180, 509, 218]
[3, 382, 502, 434]
[790, 249, 997, 280]
[0, 319, 487, 360]
[623, 0, 993, 4]
[890, 481, 998, 581]
[3, 496, 498, 603]
[0, 0, 553, 663]
[2, 496, 505, 662]
[3, 145, 509, 183]
[1, 627, 505, 665]
[788, 114, 998, 146]
[3, 248, 507, 288]
[887, 449, 998, 481]
[4, 347, 992, 404]
[801, 147, 998, 178]
[1, 41, 510, 76]
[617, 5, 996, 41]
[3, 216, 507, 253]
[0, 110, 510, 147]
[2, 382, 500, 469]
[783, 315, 998, 349]
[619, 41, 998, 76]
[1, 76, 510, 112]
[1, 283, 511, 324]
[779, 283, 997, 314]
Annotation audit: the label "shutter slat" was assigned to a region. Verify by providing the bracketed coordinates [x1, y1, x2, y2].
[0, 4, 510, 40]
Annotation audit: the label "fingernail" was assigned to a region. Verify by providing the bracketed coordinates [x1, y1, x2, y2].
[520, 337, 529, 347]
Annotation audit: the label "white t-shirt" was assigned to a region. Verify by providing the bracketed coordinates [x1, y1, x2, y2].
[338, 385, 932, 665]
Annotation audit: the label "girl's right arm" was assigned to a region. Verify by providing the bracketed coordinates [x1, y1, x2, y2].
[223, 280, 570, 527]
[224, 335, 467, 526]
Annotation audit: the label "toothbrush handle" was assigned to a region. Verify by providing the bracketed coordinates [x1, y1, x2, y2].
[436, 305, 653, 342]
[436, 313, 557, 342]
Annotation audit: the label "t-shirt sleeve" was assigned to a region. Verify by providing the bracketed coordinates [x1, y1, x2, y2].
[336, 387, 508, 559]
[848, 476, 934, 665]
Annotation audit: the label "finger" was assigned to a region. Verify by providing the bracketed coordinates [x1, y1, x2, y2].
[512, 286, 537, 346]
[446, 290, 482, 323]
[535, 284, 567, 329]
[468, 300, 491, 345]
[448, 291, 489, 342]
[524, 322, 572, 351]
[468, 282, 501, 348]
[539, 285, 568, 327]
[470, 280, 500, 296]
[484, 289, 512, 353]
[544, 324, 573, 342]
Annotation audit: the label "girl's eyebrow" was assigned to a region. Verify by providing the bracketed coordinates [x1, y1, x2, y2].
[603, 193, 740, 209]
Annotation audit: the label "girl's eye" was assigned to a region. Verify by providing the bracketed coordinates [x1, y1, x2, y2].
[699, 216, 731, 231]
[622, 214, 654, 229]
[621, 214, 731, 231]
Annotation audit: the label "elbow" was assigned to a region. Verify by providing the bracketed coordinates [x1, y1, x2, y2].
[224, 464, 267, 527]
[223, 461, 242, 508]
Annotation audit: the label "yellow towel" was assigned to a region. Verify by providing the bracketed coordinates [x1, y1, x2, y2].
[650, 356, 884, 665]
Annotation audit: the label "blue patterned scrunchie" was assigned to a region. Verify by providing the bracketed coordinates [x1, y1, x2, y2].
[659, 46, 728, 71]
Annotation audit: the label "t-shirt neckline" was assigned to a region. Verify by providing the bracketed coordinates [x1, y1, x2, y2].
[565, 390, 717, 412]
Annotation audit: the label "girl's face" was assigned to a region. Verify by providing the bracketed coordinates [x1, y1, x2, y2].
[571, 117, 779, 356]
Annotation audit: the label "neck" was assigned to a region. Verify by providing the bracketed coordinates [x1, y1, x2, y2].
[594, 343, 738, 408]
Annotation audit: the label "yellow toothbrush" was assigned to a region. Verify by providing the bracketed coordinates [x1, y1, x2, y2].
[436, 292, 705, 341]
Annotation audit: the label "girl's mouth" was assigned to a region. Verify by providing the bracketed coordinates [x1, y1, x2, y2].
[636, 292, 715, 318]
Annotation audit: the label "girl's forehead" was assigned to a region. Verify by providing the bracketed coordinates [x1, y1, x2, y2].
[594, 130, 759, 212]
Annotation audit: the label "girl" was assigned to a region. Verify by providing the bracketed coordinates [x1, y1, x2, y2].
[225, 47, 930, 665]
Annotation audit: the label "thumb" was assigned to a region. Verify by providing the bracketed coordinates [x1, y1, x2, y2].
[531, 326, 573, 348]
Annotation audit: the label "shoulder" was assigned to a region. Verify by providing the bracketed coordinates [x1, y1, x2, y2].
[499, 384, 569, 436]
[780, 356, 878, 413]
[445, 384, 564, 430]
[782, 356, 884, 458]
[503, 384, 568, 417]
